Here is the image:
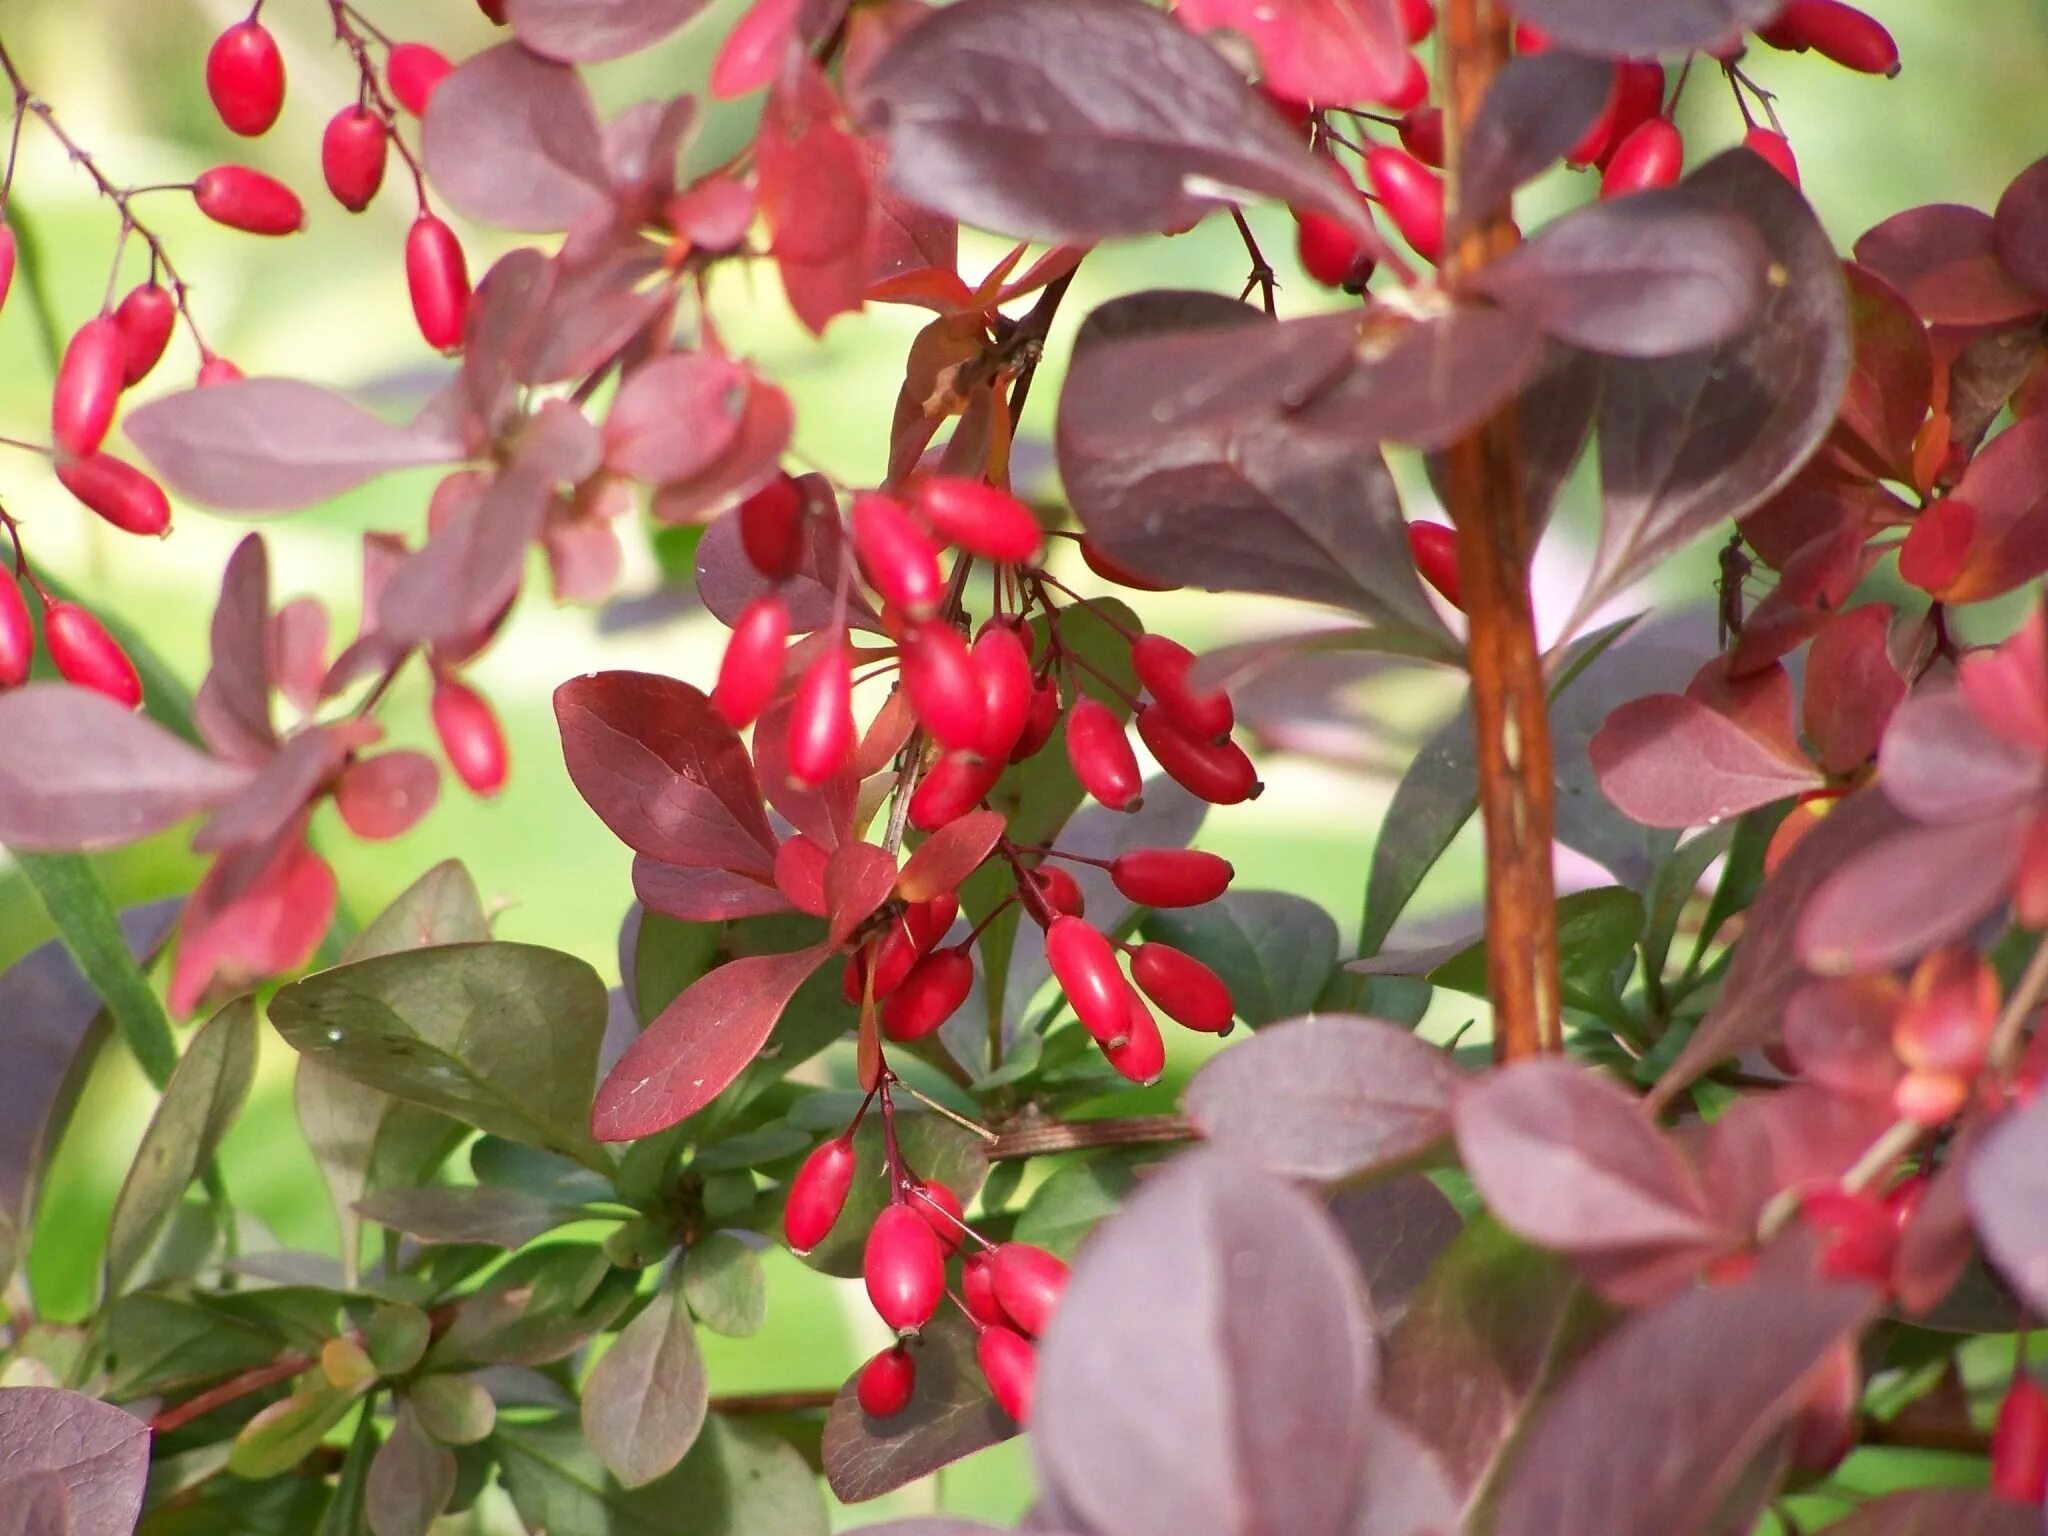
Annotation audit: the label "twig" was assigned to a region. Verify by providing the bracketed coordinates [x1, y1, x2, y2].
[1230, 207, 1277, 316]
[1989, 932, 2048, 1072]
[986, 1113, 1198, 1162]
[708, 1389, 839, 1414]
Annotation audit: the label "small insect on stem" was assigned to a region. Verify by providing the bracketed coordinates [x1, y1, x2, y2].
[1716, 529, 1754, 649]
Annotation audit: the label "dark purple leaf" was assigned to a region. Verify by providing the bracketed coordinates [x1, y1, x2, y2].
[821, 1313, 1015, 1502]
[354, 1185, 572, 1247]
[1697, 1084, 1894, 1233]
[1475, 200, 1768, 358]
[1489, 1278, 1874, 1536]
[423, 44, 609, 232]
[1035, 1152, 1377, 1536]
[852, 0, 1379, 247]
[365, 1406, 457, 1536]
[825, 842, 900, 949]
[1453, 53, 1614, 238]
[1816, 1489, 2042, 1536]
[633, 857, 791, 922]
[193, 724, 357, 855]
[0, 685, 252, 851]
[507, 0, 710, 62]
[591, 944, 831, 1140]
[1995, 155, 2048, 298]
[1589, 691, 1822, 829]
[1946, 322, 2046, 460]
[195, 534, 276, 765]
[1182, 1014, 1461, 1181]
[0, 1387, 150, 1536]
[1797, 812, 2028, 975]
[1574, 152, 1852, 627]
[375, 465, 552, 649]
[1289, 306, 1548, 450]
[1454, 1059, 1721, 1255]
[1326, 1174, 1463, 1332]
[1963, 1095, 2048, 1314]
[603, 352, 750, 484]
[125, 379, 465, 513]
[555, 672, 779, 875]
[1854, 203, 2044, 327]
[1505, 0, 1783, 51]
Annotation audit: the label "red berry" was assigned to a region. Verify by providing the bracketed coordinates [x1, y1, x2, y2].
[843, 922, 922, 1003]
[1066, 695, 1143, 811]
[406, 215, 470, 353]
[1294, 206, 1376, 292]
[1131, 634, 1232, 743]
[882, 946, 973, 1041]
[1601, 119, 1683, 198]
[1800, 1188, 1896, 1287]
[962, 1251, 1008, 1328]
[908, 751, 1000, 831]
[856, 1344, 917, 1418]
[989, 1243, 1068, 1338]
[1079, 537, 1179, 592]
[904, 892, 959, 952]
[0, 225, 16, 316]
[1129, 943, 1235, 1033]
[112, 283, 175, 387]
[51, 317, 125, 459]
[1398, 0, 1435, 43]
[197, 356, 243, 387]
[1597, 63, 1667, 170]
[1742, 127, 1800, 186]
[1776, 0, 1900, 75]
[1010, 673, 1060, 763]
[1407, 521, 1463, 610]
[0, 575, 28, 689]
[901, 620, 986, 752]
[864, 1203, 945, 1333]
[192, 166, 304, 235]
[55, 454, 171, 537]
[432, 677, 508, 796]
[977, 1324, 1037, 1422]
[1030, 864, 1086, 922]
[1566, 68, 1625, 167]
[387, 42, 455, 117]
[1364, 146, 1443, 262]
[1110, 849, 1233, 908]
[713, 594, 788, 728]
[1375, 51, 1428, 112]
[911, 1181, 967, 1254]
[972, 621, 1034, 760]
[853, 493, 943, 618]
[1993, 1379, 2048, 1504]
[711, 0, 799, 98]
[1397, 106, 1445, 167]
[1513, 20, 1551, 50]
[739, 474, 805, 580]
[913, 477, 1043, 564]
[788, 637, 854, 786]
[1136, 707, 1260, 805]
[478, 0, 509, 21]
[1045, 915, 1136, 1048]
[321, 107, 390, 213]
[1105, 992, 1168, 1083]
[206, 21, 285, 137]
[44, 603, 141, 709]
[783, 1136, 856, 1253]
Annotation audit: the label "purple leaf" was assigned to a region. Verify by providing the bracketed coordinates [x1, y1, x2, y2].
[1994, 155, 2048, 299]
[1802, 605, 1905, 777]
[646, 371, 796, 525]
[555, 671, 779, 875]
[591, 944, 831, 1140]
[851, 0, 1378, 246]
[1034, 1152, 1377, 1536]
[0, 1387, 149, 1536]
[1854, 203, 2044, 327]
[606, 94, 699, 209]
[423, 44, 609, 231]
[821, 1313, 1015, 1502]
[1453, 53, 1615, 238]
[1874, 686, 2040, 825]
[633, 857, 792, 922]
[579, 1272, 707, 1487]
[1182, 1014, 1462, 1181]
[354, 1185, 572, 1247]
[1503, 0, 1782, 51]
[1832, 263, 1934, 483]
[376, 465, 552, 649]
[334, 750, 441, 841]
[523, 238, 673, 384]
[1289, 306, 1548, 450]
[366, 1406, 457, 1536]
[506, 0, 711, 62]
[1589, 692, 1822, 829]
[193, 724, 357, 855]
[603, 352, 751, 484]
[1489, 1278, 1874, 1536]
[1574, 151, 1852, 628]
[825, 842, 900, 949]
[194, 534, 276, 765]
[1963, 1095, 2048, 1314]
[1454, 1059, 1721, 1255]
[1796, 812, 2028, 976]
[1474, 199, 1768, 358]
[125, 378, 465, 513]
[1326, 1174, 1463, 1332]
[1816, 1489, 2043, 1536]
[0, 685, 253, 851]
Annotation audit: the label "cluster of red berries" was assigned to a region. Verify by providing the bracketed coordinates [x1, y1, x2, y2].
[202, 10, 470, 352]
[783, 1104, 1069, 1425]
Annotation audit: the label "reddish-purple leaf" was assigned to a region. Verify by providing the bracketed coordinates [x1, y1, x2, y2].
[195, 533, 276, 765]
[1183, 1014, 1461, 1182]
[1932, 414, 2048, 602]
[605, 94, 700, 210]
[1454, 1059, 1720, 1255]
[1854, 203, 2044, 327]
[697, 486, 868, 634]
[852, 0, 1380, 248]
[1964, 1094, 2048, 1314]
[1874, 686, 2040, 826]
[171, 817, 337, 1016]
[377, 463, 552, 648]
[591, 943, 830, 1139]
[1503, 0, 1782, 52]
[759, 64, 870, 335]
[897, 809, 1004, 902]
[1801, 605, 1904, 776]
[269, 596, 329, 717]
[1994, 155, 2048, 299]
[749, 692, 860, 852]
[821, 1313, 1015, 1503]
[1817, 1489, 2042, 1536]
[647, 370, 796, 525]
[334, 751, 441, 841]
[634, 856, 791, 922]
[1831, 263, 1934, 483]
[1452, 53, 1615, 238]
[1326, 1174, 1463, 1332]
[0, 1387, 150, 1536]
[1575, 152, 1852, 627]
[1474, 199, 1768, 359]
[1590, 692, 1822, 829]
[1490, 1277, 1873, 1536]
[125, 378, 464, 513]
[0, 686, 253, 851]
[507, 0, 710, 62]
[825, 841, 899, 949]
[1174, 0, 1409, 109]
[864, 139, 958, 286]
[1697, 1084, 1895, 1232]
[603, 351, 750, 484]
[1293, 306, 1549, 450]
[1035, 1152, 1378, 1536]
[555, 671, 778, 875]
[1797, 812, 2029, 975]
[423, 43, 609, 232]
[523, 239, 673, 385]
[1780, 977, 1903, 1102]
[193, 723, 358, 854]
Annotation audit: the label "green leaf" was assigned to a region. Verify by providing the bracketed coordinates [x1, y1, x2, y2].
[354, 1185, 576, 1248]
[15, 852, 180, 1087]
[366, 1404, 455, 1536]
[496, 1414, 827, 1536]
[105, 997, 259, 1292]
[317, 1408, 379, 1536]
[346, 861, 492, 963]
[681, 1233, 766, 1338]
[270, 942, 611, 1172]
[103, 1287, 340, 1399]
[1640, 824, 1735, 998]
[1430, 888, 1646, 1021]
[581, 1271, 709, 1488]
[229, 1376, 363, 1479]
[798, 1111, 987, 1278]
[1145, 890, 1339, 1028]
[410, 1374, 497, 1446]
[1013, 1147, 1160, 1258]
[629, 910, 720, 1027]
[364, 1304, 432, 1377]
[428, 1244, 637, 1370]
[1691, 800, 1789, 971]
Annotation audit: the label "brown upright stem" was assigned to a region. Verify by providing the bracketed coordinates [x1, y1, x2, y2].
[1438, 0, 1562, 1061]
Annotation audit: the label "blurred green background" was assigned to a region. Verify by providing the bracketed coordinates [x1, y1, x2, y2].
[0, 0, 2044, 1526]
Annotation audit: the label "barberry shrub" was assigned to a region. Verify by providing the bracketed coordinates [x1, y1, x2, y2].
[0, 0, 2046, 1533]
